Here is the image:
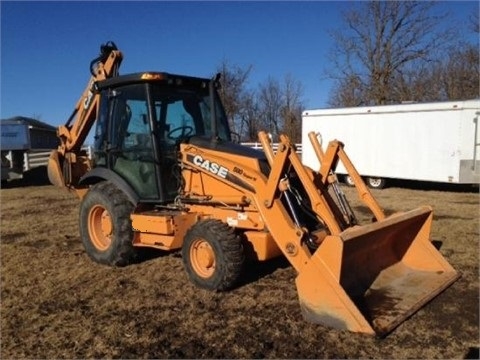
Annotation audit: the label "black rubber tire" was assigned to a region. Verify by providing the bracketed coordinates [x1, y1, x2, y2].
[182, 219, 244, 291]
[366, 177, 387, 189]
[79, 181, 137, 266]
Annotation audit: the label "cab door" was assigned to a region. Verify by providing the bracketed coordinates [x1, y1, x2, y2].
[109, 84, 160, 199]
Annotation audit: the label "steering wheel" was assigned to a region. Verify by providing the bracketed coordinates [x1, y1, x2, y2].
[167, 126, 194, 140]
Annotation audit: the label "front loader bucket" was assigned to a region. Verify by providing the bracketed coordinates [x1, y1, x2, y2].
[295, 206, 460, 336]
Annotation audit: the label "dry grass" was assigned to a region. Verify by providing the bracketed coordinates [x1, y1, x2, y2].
[1, 181, 478, 359]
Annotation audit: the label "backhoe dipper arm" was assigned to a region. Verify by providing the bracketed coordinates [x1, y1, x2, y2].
[57, 42, 123, 155]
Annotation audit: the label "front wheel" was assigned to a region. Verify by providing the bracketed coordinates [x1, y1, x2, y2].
[79, 181, 137, 266]
[182, 219, 244, 291]
[366, 177, 386, 189]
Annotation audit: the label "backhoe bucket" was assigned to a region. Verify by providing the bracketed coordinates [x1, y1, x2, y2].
[47, 150, 65, 188]
[295, 206, 460, 336]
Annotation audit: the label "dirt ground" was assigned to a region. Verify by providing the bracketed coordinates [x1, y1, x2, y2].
[1, 176, 479, 359]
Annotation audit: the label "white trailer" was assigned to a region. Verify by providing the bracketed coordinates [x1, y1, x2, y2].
[301, 99, 480, 188]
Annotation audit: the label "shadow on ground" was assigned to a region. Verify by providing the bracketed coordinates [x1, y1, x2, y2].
[380, 179, 479, 193]
[2, 166, 51, 188]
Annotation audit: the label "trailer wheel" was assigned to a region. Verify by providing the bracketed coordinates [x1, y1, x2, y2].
[182, 219, 244, 291]
[79, 181, 137, 266]
[344, 175, 355, 187]
[366, 177, 386, 189]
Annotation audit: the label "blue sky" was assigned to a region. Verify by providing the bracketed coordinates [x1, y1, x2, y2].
[1, 1, 478, 130]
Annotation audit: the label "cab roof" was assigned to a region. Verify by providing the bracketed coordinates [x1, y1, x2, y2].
[96, 72, 211, 90]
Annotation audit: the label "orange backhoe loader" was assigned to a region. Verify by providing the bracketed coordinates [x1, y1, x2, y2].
[48, 42, 460, 336]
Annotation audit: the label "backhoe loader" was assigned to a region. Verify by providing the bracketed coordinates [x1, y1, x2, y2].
[48, 42, 460, 336]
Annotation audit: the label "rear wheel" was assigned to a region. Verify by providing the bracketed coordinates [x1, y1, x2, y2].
[79, 181, 137, 266]
[182, 219, 244, 291]
[366, 177, 386, 189]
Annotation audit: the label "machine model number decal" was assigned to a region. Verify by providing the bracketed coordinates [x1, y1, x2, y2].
[193, 155, 228, 179]
[233, 166, 257, 181]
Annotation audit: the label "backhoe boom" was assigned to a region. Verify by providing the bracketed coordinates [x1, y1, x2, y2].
[48, 42, 122, 189]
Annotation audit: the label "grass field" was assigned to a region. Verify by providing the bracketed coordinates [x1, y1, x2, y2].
[1, 179, 478, 359]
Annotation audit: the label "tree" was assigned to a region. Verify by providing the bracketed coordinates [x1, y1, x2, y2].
[214, 60, 305, 142]
[469, 11, 479, 34]
[328, 74, 365, 107]
[440, 11, 479, 101]
[440, 44, 479, 100]
[257, 77, 283, 140]
[280, 74, 304, 143]
[238, 90, 262, 142]
[327, 1, 455, 106]
[392, 11, 479, 102]
[256, 75, 305, 142]
[215, 60, 253, 136]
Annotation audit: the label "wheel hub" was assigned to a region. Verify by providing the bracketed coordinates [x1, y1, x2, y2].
[101, 211, 112, 236]
[191, 239, 215, 277]
[88, 205, 113, 251]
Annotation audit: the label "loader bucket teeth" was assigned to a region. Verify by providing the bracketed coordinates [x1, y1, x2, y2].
[295, 206, 460, 336]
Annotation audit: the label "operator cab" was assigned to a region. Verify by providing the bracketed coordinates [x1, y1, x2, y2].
[93, 72, 232, 203]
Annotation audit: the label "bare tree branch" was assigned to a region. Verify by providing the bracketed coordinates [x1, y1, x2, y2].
[327, 1, 458, 105]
